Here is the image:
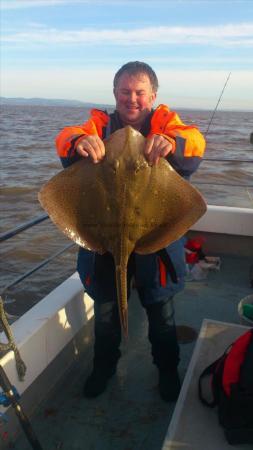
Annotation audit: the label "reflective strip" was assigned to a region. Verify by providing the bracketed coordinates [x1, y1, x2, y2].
[175, 136, 186, 157]
[104, 118, 111, 139]
[158, 257, 167, 287]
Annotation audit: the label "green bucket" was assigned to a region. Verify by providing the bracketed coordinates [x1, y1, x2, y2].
[238, 294, 253, 326]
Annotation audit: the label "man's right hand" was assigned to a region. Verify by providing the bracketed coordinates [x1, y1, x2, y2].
[76, 135, 105, 164]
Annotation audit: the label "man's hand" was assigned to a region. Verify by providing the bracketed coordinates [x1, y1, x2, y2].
[144, 134, 173, 165]
[76, 135, 105, 164]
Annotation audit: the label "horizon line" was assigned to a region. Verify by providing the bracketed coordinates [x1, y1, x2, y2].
[1, 96, 252, 113]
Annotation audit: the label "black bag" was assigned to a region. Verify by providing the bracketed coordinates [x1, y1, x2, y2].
[198, 328, 253, 445]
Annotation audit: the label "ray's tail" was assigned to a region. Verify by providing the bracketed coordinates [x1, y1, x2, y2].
[113, 240, 134, 339]
[115, 259, 129, 338]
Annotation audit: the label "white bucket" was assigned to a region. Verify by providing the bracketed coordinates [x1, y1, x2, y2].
[238, 294, 253, 326]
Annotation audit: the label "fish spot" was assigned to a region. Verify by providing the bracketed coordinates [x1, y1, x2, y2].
[113, 160, 120, 173]
[131, 159, 149, 174]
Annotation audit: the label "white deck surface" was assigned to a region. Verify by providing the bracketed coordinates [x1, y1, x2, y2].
[9, 252, 253, 450]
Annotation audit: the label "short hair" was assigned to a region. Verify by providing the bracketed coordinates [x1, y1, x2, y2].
[113, 61, 159, 93]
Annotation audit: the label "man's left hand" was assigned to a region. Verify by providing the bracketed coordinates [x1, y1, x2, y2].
[144, 134, 173, 165]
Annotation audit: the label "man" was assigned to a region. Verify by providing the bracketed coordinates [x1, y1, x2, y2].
[56, 61, 206, 402]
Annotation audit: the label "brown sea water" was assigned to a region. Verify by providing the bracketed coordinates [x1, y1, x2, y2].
[0, 104, 253, 318]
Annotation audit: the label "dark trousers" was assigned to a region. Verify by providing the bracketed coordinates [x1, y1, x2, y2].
[93, 296, 180, 372]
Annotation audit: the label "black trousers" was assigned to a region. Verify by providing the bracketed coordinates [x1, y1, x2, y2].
[93, 296, 180, 373]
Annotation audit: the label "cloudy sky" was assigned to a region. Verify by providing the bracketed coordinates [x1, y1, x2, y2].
[1, 0, 253, 110]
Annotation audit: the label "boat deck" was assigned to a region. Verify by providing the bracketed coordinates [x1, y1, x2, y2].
[8, 253, 253, 449]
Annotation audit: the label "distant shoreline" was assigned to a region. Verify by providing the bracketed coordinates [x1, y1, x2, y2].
[0, 96, 112, 109]
[1, 97, 252, 113]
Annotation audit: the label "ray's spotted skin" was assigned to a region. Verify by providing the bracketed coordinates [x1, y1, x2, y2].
[39, 127, 206, 337]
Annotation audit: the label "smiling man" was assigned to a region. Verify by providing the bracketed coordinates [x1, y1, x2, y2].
[114, 69, 157, 128]
[55, 61, 206, 402]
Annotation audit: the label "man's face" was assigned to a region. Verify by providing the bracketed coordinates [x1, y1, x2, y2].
[114, 72, 157, 130]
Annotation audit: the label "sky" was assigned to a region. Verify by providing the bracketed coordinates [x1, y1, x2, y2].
[1, 0, 253, 110]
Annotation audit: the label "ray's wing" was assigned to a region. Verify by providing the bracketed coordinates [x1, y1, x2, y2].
[38, 158, 110, 253]
[134, 159, 207, 254]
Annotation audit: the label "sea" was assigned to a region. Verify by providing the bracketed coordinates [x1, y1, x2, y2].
[0, 104, 253, 319]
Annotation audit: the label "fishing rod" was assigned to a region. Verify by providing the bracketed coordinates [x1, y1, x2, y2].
[204, 72, 231, 136]
[0, 366, 43, 449]
[0, 297, 43, 448]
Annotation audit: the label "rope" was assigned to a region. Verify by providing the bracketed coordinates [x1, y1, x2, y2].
[0, 296, 26, 381]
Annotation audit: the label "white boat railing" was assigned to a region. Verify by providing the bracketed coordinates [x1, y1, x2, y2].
[192, 205, 253, 237]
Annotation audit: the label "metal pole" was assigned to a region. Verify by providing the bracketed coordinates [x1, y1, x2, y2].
[1, 243, 75, 294]
[0, 214, 49, 243]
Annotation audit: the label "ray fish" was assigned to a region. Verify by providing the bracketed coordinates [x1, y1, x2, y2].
[39, 126, 207, 337]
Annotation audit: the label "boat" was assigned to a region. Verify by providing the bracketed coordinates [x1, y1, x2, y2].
[0, 201, 252, 450]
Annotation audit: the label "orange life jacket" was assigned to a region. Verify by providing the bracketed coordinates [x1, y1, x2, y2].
[55, 104, 205, 159]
